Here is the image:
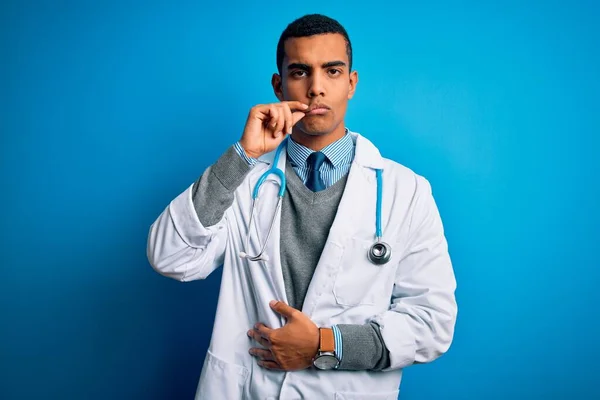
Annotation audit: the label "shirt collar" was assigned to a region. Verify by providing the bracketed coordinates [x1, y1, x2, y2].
[287, 129, 354, 168]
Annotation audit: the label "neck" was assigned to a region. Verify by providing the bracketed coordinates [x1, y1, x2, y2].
[291, 123, 346, 151]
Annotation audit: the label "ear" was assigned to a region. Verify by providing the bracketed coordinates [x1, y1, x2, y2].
[348, 70, 358, 100]
[272, 73, 284, 101]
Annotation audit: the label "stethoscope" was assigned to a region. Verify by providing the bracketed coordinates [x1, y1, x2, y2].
[238, 138, 392, 265]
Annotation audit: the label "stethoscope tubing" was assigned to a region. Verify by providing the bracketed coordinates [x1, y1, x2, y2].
[241, 138, 391, 265]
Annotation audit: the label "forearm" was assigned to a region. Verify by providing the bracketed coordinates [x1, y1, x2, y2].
[147, 143, 256, 281]
[335, 322, 390, 371]
[192, 143, 256, 226]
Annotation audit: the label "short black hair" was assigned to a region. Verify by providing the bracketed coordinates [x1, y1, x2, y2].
[276, 14, 353, 75]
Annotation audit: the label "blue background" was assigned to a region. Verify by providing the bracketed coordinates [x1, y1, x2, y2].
[2, 1, 599, 399]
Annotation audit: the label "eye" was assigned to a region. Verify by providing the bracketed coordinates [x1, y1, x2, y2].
[328, 69, 341, 76]
[292, 70, 307, 77]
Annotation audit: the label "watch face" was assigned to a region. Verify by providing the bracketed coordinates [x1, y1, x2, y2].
[313, 354, 339, 370]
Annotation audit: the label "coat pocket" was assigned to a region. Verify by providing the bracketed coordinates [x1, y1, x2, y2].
[195, 350, 249, 400]
[333, 237, 397, 307]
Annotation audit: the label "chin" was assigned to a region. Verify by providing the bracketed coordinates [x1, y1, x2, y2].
[298, 120, 334, 136]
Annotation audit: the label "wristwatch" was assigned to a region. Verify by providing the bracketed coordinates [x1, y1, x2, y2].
[313, 328, 340, 370]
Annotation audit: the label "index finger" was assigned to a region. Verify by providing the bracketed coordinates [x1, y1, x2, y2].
[255, 323, 274, 339]
[282, 101, 309, 112]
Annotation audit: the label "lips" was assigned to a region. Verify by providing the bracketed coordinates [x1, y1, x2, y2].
[307, 104, 330, 115]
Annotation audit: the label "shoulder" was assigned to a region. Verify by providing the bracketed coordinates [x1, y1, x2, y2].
[350, 129, 433, 197]
[380, 157, 432, 198]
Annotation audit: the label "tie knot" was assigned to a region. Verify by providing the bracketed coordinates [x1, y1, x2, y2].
[307, 151, 327, 171]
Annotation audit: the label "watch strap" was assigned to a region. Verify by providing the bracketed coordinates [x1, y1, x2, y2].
[319, 328, 335, 353]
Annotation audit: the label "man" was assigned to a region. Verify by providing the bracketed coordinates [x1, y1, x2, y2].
[147, 14, 457, 399]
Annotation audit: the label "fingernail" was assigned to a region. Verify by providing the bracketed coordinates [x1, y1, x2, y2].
[254, 323, 259, 329]
[247, 330, 252, 336]
[269, 300, 277, 307]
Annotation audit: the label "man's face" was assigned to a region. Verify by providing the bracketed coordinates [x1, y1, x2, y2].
[273, 33, 358, 137]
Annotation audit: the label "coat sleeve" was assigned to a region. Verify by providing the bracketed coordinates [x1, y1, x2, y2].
[146, 145, 253, 282]
[372, 175, 458, 371]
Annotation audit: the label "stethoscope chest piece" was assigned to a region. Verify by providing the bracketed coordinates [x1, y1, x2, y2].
[368, 241, 392, 265]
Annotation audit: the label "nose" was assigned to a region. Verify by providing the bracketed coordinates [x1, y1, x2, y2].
[308, 73, 326, 98]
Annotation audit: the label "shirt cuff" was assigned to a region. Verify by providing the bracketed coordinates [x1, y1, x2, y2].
[332, 325, 343, 368]
[234, 141, 259, 166]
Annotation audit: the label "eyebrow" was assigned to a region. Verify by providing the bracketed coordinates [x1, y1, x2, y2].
[287, 61, 347, 71]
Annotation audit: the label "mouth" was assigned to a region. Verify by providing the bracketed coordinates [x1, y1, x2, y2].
[306, 104, 331, 115]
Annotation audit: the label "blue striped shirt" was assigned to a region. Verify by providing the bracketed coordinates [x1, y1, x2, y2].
[233, 131, 354, 365]
[234, 130, 355, 189]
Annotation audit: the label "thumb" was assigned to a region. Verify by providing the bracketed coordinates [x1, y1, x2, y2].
[270, 300, 296, 318]
[291, 110, 306, 125]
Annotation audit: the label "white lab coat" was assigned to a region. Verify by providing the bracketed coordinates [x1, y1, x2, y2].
[147, 132, 457, 400]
